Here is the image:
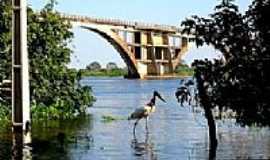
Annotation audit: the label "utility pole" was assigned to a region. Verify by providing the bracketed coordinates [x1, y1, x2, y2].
[12, 0, 32, 158]
[12, 0, 31, 132]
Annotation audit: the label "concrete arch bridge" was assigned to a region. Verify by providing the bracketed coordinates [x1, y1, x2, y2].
[61, 14, 194, 79]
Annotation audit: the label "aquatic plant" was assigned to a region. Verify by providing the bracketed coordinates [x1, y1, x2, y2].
[101, 115, 126, 123]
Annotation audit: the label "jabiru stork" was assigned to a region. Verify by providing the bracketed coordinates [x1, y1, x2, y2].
[128, 91, 166, 135]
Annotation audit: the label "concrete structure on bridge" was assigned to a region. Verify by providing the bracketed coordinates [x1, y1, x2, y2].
[61, 14, 193, 79]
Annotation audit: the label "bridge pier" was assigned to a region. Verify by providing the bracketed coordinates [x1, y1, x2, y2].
[125, 69, 141, 79]
[137, 62, 148, 78]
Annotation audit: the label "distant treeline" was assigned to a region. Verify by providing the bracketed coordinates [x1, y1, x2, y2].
[79, 61, 127, 77]
[78, 61, 194, 77]
[174, 62, 194, 77]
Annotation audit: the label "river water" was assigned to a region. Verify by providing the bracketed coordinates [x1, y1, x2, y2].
[0, 77, 270, 160]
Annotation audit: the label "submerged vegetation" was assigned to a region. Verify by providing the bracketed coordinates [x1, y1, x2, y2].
[101, 115, 126, 123]
[0, 0, 95, 120]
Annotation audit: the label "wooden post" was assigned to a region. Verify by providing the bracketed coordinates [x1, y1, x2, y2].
[12, 0, 31, 131]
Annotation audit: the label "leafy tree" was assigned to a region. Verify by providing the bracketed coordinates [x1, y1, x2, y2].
[0, 0, 11, 83]
[106, 62, 118, 70]
[86, 61, 102, 71]
[29, 2, 95, 118]
[0, 0, 95, 119]
[182, 0, 270, 156]
[0, 0, 12, 116]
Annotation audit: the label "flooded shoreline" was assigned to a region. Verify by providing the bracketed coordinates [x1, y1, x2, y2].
[0, 77, 270, 159]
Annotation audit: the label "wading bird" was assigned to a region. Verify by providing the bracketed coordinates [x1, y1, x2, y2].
[128, 91, 166, 135]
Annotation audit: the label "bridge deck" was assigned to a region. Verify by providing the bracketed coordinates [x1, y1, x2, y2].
[60, 13, 183, 32]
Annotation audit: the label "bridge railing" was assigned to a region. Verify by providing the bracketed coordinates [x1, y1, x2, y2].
[60, 13, 183, 32]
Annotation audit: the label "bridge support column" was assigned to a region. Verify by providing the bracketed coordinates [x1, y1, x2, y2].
[137, 62, 147, 78]
[159, 64, 165, 75]
[12, 0, 31, 140]
[125, 66, 141, 79]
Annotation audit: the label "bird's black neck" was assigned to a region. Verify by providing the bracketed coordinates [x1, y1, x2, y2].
[147, 96, 156, 107]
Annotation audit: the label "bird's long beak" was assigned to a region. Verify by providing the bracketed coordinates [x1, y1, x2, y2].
[159, 96, 166, 103]
[154, 91, 166, 103]
[157, 93, 166, 103]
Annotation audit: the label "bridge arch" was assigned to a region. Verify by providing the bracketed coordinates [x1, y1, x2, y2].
[62, 14, 193, 79]
[72, 22, 140, 78]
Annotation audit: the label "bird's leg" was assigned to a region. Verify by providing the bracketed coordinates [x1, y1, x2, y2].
[133, 119, 140, 136]
[145, 117, 149, 132]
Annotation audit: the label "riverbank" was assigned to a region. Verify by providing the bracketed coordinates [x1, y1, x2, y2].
[143, 74, 191, 80]
[79, 68, 194, 78]
[80, 69, 127, 77]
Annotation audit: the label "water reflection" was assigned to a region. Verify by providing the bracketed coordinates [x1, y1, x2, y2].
[12, 128, 23, 160]
[0, 112, 95, 160]
[131, 129, 157, 160]
[30, 114, 93, 160]
[12, 127, 32, 160]
[208, 141, 217, 160]
[0, 124, 12, 159]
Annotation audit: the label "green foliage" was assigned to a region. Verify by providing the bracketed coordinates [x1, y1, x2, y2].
[0, 103, 10, 122]
[86, 61, 102, 71]
[0, 0, 12, 119]
[106, 62, 118, 70]
[174, 63, 194, 77]
[101, 114, 126, 123]
[0, 0, 11, 83]
[182, 0, 270, 126]
[0, 1, 95, 120]
[83, 61, 127, 77]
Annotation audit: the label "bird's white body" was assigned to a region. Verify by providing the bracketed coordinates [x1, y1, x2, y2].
[129, 105, 156, 120]
[144, 105, 156, 114]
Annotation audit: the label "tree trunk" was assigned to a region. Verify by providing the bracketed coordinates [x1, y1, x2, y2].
[196, 74, 218, 159]
[205, 106, 218, 159]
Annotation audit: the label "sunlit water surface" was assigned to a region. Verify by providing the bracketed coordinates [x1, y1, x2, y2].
[0, 77, 270, 160]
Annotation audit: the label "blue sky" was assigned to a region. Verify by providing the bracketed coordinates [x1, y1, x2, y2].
[29, 0, 252, 68]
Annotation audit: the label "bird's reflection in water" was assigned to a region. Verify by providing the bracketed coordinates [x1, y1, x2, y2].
[131, 129, 157, 160]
